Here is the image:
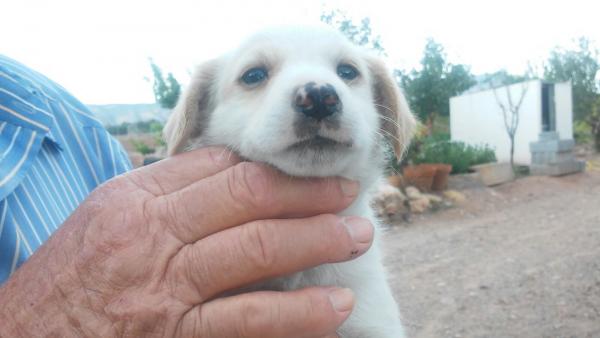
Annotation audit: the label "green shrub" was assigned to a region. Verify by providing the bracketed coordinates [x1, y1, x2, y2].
[131, 140, 155, 155]
[106, 119, 165, 136]
[413, 139, 497, 174]
[399, 131, 447, 165]
[574, 120, 593, 144]
[106, 123, 128, 135]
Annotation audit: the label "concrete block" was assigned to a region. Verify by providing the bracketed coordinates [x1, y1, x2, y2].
[538, 131, 560, 141]
[471, 162, 515, 186]
[530, 160, 585, 176]
[530, 139, 575, 153]
[531, 152, 575, 165]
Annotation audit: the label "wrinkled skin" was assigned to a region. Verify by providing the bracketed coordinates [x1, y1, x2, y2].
[0, 147, 374, 338]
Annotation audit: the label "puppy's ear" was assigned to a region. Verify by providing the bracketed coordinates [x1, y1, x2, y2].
[367, 57, 416, 160]
[163, 60, 219, 155]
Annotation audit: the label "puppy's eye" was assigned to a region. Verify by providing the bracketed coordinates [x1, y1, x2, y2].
[241, 67, 268, 85]
[337, 64, 359, 80]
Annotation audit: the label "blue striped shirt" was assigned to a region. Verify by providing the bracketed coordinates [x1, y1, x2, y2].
[0, 56, 132, 284]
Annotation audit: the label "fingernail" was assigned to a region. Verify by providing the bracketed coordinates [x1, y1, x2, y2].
[340, 179, 359, 198]
[343, 217, 374, 245]
[329, 288, 354, 313]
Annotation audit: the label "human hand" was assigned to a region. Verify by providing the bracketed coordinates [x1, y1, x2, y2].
[0, 147, 373, 338]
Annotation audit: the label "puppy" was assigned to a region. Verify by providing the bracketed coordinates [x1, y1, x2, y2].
[163, 25, 415, 338]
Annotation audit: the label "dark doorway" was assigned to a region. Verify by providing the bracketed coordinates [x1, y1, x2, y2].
[541, 83, 556, 132]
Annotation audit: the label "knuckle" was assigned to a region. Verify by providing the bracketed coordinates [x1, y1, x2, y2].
[175, 306, 208, 338]
[125, 170, 166, 196]
[238, 298, 270, 337]
[166, 246, 212, 302]
[187, 308, 204, 338]
[207, 146, 240, 166]
[169, 192, 195, 227]
[205, 146, 228, 168]
[86, 176, 128, 207]
[185, 251, 214, 300]
[239, 222, 278, 271]
[155, 195, 188, 239]
[227, 162, 275, 210]
[164, 195, 181, 225]
[306, 292, 334, 330]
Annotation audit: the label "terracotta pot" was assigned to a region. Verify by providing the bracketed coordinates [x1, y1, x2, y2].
[403, 164, 437, 192]
[387, 175, 404, 188]
[431, 164, 453, 191]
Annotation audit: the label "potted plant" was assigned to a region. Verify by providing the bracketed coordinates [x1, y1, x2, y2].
[402, 163, 437, 192]
[408, 136, 497, 189]
[431, 163, 453, 191]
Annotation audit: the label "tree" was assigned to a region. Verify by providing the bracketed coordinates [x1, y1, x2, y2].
[492, 80, 530, 170]
[149, 59, 181, 109]
[398, 39, 476, 124]
[589, 97, 600, 150]
[544, 37, 599, 121]
[479, 69, 529, 89]
[320, 10, 385, 54]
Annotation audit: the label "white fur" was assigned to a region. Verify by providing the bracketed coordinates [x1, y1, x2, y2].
[164, 25, 415, 338]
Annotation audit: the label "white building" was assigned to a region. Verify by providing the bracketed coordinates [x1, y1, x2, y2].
[449, 80, 573, 165]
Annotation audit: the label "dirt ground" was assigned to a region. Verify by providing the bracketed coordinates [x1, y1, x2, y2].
[382, 160, 600, 338]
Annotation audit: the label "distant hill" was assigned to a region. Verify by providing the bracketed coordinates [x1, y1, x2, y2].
[88, 103, 171, 126]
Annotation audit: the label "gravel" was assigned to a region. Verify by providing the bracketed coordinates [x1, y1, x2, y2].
[382, 166, 600, 338]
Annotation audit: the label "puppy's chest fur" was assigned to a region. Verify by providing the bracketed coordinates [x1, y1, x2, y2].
[234, 174, 405, 338]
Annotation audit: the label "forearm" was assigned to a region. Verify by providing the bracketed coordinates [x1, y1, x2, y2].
[0, 216, 84, 337]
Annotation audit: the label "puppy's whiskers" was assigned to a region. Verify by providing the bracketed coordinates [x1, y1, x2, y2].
[215, 147, 233, 163]
[378, 115, 401, 130]
[375, 129, 410, 159]
[376, 128, 402, 146]
[374, 103, 397, 115]
[375, 104, 413, 140]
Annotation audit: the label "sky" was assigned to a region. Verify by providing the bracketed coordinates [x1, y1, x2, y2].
[2, 0, 599, 104]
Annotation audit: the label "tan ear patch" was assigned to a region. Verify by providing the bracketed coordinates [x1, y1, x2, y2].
[368, 57, 416, 160]
[163, 59, 219, 155]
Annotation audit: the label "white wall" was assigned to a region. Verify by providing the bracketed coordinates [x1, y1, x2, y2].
[555, 81, 574, 140]
[450, 80, 542, 165]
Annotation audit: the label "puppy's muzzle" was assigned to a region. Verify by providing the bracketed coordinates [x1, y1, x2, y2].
[294, 82, 341, 120]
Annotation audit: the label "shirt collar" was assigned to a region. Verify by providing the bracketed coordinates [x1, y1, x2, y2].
[0, 58, 60, 147]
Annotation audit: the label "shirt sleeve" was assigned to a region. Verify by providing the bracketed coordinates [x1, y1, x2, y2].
[87, 126, 132, 180]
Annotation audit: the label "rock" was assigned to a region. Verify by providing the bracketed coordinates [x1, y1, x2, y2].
[374, 184, 407, 203]
[371, 184, 409, 220]
[422, 193, 443, 205]
[405, 186, 422, 200]
[443, 190, 467, 204]
[409, 197, 430, 213]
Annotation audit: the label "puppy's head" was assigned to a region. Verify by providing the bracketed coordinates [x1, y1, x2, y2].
[164, 25, 415, 178]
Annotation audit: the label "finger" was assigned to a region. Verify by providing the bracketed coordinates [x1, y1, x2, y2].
[160, 161, 360, 243]
[174, 287, 354, 338]
[167, 214, 373, 303]
[127, 146, 242, 195]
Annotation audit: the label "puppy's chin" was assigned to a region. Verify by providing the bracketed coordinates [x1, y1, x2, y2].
[244, 140, 355, 177]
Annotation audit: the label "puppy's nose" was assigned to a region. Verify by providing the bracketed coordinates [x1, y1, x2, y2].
[294, 82, 341, 120]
